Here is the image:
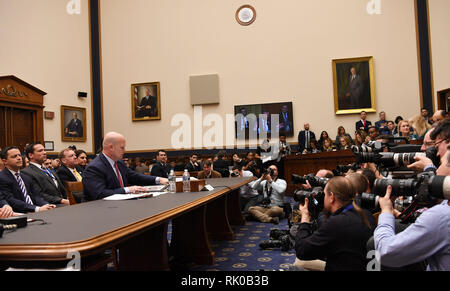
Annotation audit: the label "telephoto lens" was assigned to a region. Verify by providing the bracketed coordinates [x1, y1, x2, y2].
[373, 178, 419, 197]
[428, 176, 450, 200]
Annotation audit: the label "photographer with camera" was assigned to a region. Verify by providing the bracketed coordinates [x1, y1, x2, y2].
[248, 165, 286, 224]
[374, 147, 450, 271]
[294, 176, 376, 271]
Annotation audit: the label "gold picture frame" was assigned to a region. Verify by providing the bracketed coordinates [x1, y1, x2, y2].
[61, 105, 87, 142]
[332, 56, 376, 115]
[131, 82, 161, 121]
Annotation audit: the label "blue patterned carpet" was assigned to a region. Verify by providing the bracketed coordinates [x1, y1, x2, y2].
[168, 217, 296, 271]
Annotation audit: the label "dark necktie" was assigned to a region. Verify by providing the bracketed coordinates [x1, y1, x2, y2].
[15, 173, 34, 205]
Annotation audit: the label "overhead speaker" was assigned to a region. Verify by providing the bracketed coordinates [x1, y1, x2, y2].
[190, 74, 220, 105]
[78, 91, 88, 98]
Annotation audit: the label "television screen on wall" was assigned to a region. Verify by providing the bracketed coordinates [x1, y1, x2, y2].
[234, 102, 294, 139]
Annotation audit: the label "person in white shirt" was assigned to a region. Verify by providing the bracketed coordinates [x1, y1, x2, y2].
[231, 165, 259, 215]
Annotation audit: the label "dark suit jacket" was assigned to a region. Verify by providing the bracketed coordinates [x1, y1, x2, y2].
[185, 161, 202, 172]
[150, 162, 172, 178]
[82, 154, 158, 201]
[355, 120, 372, 133]
[56, 165, 83, 185]
[22, 164, 67, 205]
[347, 75, 364, 108]
[65, 118, 83, 137]
[0, 169, 48, 213]
[298, 130, 316, 153]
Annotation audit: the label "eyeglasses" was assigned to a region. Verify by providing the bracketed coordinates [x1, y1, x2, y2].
[434, 139, 448, 147]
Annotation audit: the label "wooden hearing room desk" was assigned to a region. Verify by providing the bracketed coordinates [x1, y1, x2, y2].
[0, 177, 253, 271]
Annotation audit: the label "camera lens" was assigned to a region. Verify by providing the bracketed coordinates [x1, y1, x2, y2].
[374, 178, 418, 197]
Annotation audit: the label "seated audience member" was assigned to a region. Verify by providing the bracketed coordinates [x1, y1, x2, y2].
[355, 111, 372, 133]
[134, 157, 149, 174]
[394, 116, 404, 135]
[75, 149, 88, 172]
[248, 165, 286, 224]
[432, 110, 447, 125]
[0, 146, 56, 213]
[298, 123, 316, 154]
[354, 130, 368, 147]
[385, 121, 396, 135]
[22, 155, 30, 169]
[322, 138, 336, 152]
[374, 150, 450, 271]
[295, 176, 376, 271]
[56, 148, 84, 185]
[231, 165, 259, 215]
[307, 139, 321, 154]
[213, 150, 231, 178]
[338, 135, 352, 150]
[367, 126, 380, 141]
[82, 132, 167, 201]
[394, 120, 418, 141]
[43, 159, 53, 170]
[51, 158, 61, 170]
[317, 131, 330, 151]
[21, 144, 69, 206]
[197, 160, 222, 179]
[421, 108, 433, 125]
[335, 126, 353, 148]
[243, 151, 262, 178]
[185, 153, 202, 172]
[375, 111, 388, 134]
[409, 114, 432, 139]
[150, 150, 172, 178]
[232, 153, 246, 168]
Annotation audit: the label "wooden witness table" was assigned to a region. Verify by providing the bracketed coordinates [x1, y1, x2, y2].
[284, 150, 356, 195]
[0, 177, 252, 271]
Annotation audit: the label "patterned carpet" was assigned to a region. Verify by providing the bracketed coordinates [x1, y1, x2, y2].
[168, 216, 297, 271]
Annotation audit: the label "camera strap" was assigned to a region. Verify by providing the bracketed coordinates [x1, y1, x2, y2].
[399, 200, 419, 224]
[342, 204, 354, 213]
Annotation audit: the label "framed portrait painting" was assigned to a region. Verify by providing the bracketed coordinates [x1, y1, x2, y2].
[131, 82, 161, 121]
[61, 106, 87, 142]
[332, 56, 376, 115]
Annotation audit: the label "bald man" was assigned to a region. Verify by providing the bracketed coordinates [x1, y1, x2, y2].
[82, 132, 168, 201]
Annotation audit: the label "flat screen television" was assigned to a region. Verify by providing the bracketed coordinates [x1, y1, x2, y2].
[234, 102, 294, 139]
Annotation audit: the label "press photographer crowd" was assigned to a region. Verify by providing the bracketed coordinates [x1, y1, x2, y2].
[0, 111, 448, 271]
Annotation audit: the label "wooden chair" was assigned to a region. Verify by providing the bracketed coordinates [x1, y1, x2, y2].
[65, 181, 83, 205]
[64, 181, 119, 270]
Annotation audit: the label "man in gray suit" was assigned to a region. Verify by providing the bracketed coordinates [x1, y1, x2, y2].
[346, 67, 364, 109]
[22, 143, 69, 206]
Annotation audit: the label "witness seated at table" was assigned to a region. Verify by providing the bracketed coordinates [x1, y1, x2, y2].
[82, 132, 168, 201]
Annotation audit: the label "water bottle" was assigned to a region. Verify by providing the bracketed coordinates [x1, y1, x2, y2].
[168, 169, 176, 193]
[183, 169, 191, 192]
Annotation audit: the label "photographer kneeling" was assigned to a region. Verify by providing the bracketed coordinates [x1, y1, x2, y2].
[295, 176, 376, 271]
[248, 165, 286, 224]
[374, 147, 450, 271]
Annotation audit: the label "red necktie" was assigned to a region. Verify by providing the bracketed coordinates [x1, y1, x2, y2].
[114, 162, 124, 188]
[363, 121, 366, 127]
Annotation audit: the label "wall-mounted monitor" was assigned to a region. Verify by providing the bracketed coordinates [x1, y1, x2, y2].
[234, 101, 294, 139]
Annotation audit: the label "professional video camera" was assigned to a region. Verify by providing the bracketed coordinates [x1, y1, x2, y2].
[360, 173, 450, 223]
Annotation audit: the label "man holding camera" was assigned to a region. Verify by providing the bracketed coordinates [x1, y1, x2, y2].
[248, 165, 286, 224]
[375, 146, 450, 271]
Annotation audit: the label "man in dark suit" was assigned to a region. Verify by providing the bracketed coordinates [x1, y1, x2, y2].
[298, 123, 316, 154]
[137, 88, 157, 118]
[185, 153, 202, 172]
[56, 148, 84, 185]
[0, 146, 56, 213]
[346, 67, 364, 109]
[279, 105, 293, 134]
[21, 143, 69, 206]
[82, 132, 168, 201]
[355, 111, 372, 133]
[150, 150, 172, 178]
[65, 112, 83, 137]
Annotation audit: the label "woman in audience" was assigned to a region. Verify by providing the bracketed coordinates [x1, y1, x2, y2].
[409, 114, 431, 139]
[75, 149, 88, 171]
[322, 138, 335, 152]
[394, 116, 404, 135]
[232, 153, 246, 168]
[294, 176, 376, 271]
[335, 126, 353, 148]
[354, 130, 367, 147]
[318, 131, 330, 151]
[395, 120, 418, 141]
[309, 139, 321, 154]
[338, 136, 352, 150]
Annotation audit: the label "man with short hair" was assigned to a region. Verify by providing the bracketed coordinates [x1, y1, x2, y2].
[385, 121, 396, 136]
[432, 110, 447, 125]
[185, 153, 202, 172]
[82, 132, 167, 201]
[22, 143, 69, 206]
[298, 123, 316, 154]
[150, 150, 172, 178]
[421, 128, 435, 152]
[356, 111, 372, 133]
[375, 112, 389, 135]
[56, 148, 84, 185]
[0, 146, 56, 213]
[197, 160, 222, 179]
[421, 108, 432, 125]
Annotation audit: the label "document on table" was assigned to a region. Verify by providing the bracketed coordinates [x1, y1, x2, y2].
[103, 193, 157, 201]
